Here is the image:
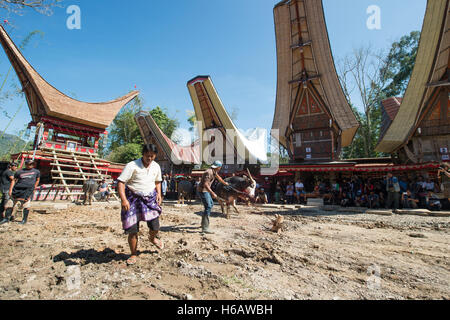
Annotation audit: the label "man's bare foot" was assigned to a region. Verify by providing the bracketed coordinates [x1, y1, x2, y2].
[127, 255, 137, 265]
[150, 238, 164, 250]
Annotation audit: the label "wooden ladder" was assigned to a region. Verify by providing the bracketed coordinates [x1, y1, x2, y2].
[88, 152, 119, 201]
[51, 149, 75, 202]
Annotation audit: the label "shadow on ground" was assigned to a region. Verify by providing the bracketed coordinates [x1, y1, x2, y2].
[53, 248, 130, 266]
[160, 225, 200, 234]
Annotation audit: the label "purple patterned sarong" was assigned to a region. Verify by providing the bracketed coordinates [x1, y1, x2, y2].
[121, 187, 162, 231]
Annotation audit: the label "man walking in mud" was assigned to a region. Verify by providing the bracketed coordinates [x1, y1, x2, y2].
[0, 159, 40, 225]
[197, 161, 229, 234]
[117, 144, 163, 266]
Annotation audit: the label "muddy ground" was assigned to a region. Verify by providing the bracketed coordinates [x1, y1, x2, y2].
[0, 202, 449, 300]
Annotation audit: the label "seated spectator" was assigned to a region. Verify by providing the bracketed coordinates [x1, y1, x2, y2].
[424, 178, 435, 192]
[378, 192, 386, 208]
[262, 177, 271, 203]
[313, 183, 320, 196]
[414, 176, 427, 207]
[426, 192, 442, 211]
[331, 181, 340, 205]
[340, 192, 352, 207]
[368, 191, 380, 209]
[295, 179, 306, 204]
[354, 195, 365, 207]
[256, 188, 268, 204]
[285, 182, 294, 204]
[402, 190, 419, 209]
[274, 182, 283, 204]
[318, 181, 327, 195]
[99, 179, 110, 202]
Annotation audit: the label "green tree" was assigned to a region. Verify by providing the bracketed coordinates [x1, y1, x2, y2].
[149, 106, 179, 139]
[187, 110, 196, 132]
[339, 31, 420, 159]
[106, 98, 179, 163]
[107, 143, 142, 164]
[381, 31, 420, 98]
[107, 96, 145, 152]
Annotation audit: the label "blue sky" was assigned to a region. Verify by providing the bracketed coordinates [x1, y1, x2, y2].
[0, 0, 426, 140]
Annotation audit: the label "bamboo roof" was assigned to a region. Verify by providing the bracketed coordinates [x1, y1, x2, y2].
[272, 0, 359, 149]
[135, 111, 201, 165]
[187, 76, 268, 163]
[376, 0, 450, 153]
[0, 26, 139, 130]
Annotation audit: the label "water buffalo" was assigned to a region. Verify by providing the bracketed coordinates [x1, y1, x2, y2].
[177, 179, 194, 205]
[82, 178, 98, 205]
[215, 169, 256, 219]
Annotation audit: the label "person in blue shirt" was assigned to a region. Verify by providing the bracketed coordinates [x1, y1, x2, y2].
[385, 173, 400, 210]
[399, 176, 408, 193]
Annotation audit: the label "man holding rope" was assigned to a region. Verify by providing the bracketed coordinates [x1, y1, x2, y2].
[197, 161, 229, 234]
[117, 144, 163, 266]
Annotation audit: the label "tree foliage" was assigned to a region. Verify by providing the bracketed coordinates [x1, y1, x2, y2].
[381, 31, 421, 98]
[106, 97, 179, 163]
[107, 96, 145, 152]
[339, 31, 420, 159]
[0, 0, 61, 15]
[149, 106, 179, 140]
[107, 143, 142, 164]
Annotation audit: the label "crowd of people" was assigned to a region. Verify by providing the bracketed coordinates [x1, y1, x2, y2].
[153, 169, 450, 212]
[246, 171, 450, 211]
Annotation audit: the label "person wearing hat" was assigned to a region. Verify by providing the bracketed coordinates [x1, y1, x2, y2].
[0, 159, 40, 225]
[197, 160, 229, 234]
[0, 162, 18, 220]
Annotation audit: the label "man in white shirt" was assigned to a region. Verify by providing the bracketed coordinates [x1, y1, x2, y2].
[295, 179, 305, 204]
[117, 144, 163, 266]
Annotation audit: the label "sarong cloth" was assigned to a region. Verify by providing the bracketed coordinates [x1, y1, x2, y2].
[121, 187, 162, 231]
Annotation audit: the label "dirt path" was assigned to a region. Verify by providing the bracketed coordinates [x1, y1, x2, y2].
[0, 203, 448, 300]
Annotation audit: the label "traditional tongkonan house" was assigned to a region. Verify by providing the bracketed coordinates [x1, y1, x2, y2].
[270, 0, 361, 184]
[376, 0, 450, 166]
[0, 25, 139, 201]
[272, 0, 359, 164]
[187, 75, 267, 175]
[135, 111, 201, 175]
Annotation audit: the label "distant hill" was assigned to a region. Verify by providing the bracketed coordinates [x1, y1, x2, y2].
[0, 133, 32, 160]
